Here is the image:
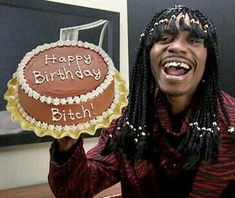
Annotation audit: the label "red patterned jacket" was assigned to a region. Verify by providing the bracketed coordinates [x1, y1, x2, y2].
[48, 91, 235, 198]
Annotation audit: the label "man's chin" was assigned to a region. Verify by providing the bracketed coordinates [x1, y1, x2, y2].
[160, 88, 186, 97]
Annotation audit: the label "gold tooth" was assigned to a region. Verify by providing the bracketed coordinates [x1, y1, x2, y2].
[180, 62, 190, 69]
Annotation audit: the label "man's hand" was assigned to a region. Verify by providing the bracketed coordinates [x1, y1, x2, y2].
[57, 137, 79, 153]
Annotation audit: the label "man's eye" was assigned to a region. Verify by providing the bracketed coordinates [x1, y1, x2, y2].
[189, 37, 204, 44]
[158, 36, 173, 43]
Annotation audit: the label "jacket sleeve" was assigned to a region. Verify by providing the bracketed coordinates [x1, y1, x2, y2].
[48, 119, 121, 198]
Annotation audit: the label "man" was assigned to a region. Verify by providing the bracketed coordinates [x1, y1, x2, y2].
[48, 5, 235, 197]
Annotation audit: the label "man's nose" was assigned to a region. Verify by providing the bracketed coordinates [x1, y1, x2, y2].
[167, 38, 187, 54]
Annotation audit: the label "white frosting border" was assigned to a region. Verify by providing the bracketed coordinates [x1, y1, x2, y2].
[16, 40, 116, 105]
[15, 81, 120, 132]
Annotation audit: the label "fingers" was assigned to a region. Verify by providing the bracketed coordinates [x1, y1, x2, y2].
[57, 137, 78, 152]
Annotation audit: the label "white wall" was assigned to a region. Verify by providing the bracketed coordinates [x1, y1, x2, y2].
[0, 0, 128, 190]
[0, 138, 98, 190]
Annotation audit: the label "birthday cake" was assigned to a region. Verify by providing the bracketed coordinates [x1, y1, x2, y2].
[5, 40, 128, 138]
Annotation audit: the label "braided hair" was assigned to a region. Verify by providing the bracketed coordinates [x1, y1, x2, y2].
[103, 5, 233, 169]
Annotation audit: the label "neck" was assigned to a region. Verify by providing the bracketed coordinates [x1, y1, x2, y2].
[167, 94, 193, 114]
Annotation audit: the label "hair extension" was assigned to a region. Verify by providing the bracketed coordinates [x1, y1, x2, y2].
[102, 5, 233, 169]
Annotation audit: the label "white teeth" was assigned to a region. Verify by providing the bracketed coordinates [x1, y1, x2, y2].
[164, 62, 190, 69]
[180, 63, 190, 69]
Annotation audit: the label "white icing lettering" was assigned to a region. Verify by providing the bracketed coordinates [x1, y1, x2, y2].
[81, 105, 91, 118]
[63, 66, 74, 80]
[83, 69, 93, 78]
[75, 66, 84, 79]
[67, 56, 75, 66]
[75, 112, 82, 119]
[62, 110, 66, 121]
[44, 71, 50, 82]
[49, 72, 57, 82]
[51, 103, 94, 122]
[75, 55, 83, 66]
[83, 55, 91, 65]
[57, 68, 66, 80]
[33, 52, 102, 84]
[44, 54, 92, 66]
[32, 67, 101, 84]
[33, 71, 45, 84]
[93, 69, 101, 80]
[90, 103, 95, 115]
[45, 54, 56, 65]
[59, 56, 67, 63]
[51, 108, 63, 121]
[68, 109, 75, 120]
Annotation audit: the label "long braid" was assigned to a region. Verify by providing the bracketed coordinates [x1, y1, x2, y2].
[176, 8, 233, 168]
[175, 9, 221, 168]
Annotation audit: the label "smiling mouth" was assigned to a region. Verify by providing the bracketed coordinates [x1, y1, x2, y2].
[163, 61, 192, 76]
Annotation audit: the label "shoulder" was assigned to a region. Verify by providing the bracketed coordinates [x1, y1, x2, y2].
[220, 91, 235, 124]
[220, 91, 235, 108]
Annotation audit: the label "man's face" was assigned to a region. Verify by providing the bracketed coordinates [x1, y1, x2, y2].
[150, 14, 207, 98]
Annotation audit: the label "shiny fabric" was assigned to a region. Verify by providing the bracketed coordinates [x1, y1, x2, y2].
[48, 91, 235, 198]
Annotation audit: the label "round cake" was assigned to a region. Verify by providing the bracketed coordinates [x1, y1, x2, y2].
[5, 40, 128, 138]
